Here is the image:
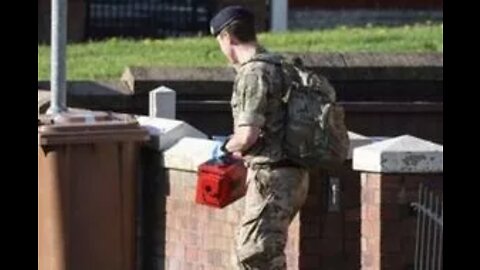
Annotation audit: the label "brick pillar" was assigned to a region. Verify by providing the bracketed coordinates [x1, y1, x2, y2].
[353, 135, 443, 270]
[296, 131, 374, 270]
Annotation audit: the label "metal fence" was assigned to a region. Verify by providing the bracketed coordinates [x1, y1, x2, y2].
[411, 184, 443, 270]
[85, 0, 214, 40]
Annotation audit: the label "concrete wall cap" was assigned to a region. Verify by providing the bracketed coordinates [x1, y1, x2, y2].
[162, 137, 218, 172]
[136, 116, 207, 152]
[347, 131, 375, 160]
[353, 135, 443, 173]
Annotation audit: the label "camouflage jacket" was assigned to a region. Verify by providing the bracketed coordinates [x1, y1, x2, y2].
[231, 47, 286, 166]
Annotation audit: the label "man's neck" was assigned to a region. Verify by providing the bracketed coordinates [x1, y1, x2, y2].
[235, 43, 260, 65]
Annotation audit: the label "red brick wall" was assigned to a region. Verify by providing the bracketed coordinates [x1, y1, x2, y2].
[360, 173, 443, 270]
[343, 165, 363, 270]
[141, 153, 364, 269]
[290, 0, 443, 9]
[298, 163, 362, 269]
[141, 148, 442, 270]
[144, 167, 301, 269]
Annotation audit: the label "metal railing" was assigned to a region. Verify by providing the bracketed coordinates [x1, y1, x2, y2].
[86, 0, 214, 39]
[411, 183, 443, 270]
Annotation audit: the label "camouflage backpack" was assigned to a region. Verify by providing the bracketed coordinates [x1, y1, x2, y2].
[249, 54, 350, 169]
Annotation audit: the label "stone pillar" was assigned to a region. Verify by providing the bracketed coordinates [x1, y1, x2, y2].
[353, 135, 443, 270]
[149, 86, 176, 119]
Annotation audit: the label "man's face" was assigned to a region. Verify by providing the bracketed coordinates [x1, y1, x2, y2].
[216, 32, 238, 65]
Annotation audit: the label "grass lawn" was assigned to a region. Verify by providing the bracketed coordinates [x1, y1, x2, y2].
[38, 23, 443, 80]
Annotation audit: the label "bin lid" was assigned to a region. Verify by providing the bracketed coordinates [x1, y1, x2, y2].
[38, 109, 149, 146]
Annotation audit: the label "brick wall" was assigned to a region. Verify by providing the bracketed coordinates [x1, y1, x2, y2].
[140, 153, 364, 269]
[140, 151, 300, 270]
[290, 0, 443, 9]
[360, 173, 443, 270]
[139, 134, 443, 270]
[297, 163, 362, 270]
[289, 9, 443, 30]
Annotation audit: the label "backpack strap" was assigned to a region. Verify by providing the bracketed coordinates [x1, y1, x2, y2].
[245, 52, 283, 66]
[245, 53, 301, 104]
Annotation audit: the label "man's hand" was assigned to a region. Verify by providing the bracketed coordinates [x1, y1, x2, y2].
[232, 151, 243, 159]
[211, 138, 232, 161]
[224, 125, 262, 153]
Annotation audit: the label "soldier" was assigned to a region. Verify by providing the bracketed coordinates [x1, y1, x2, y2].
[210, 6, 310, 270]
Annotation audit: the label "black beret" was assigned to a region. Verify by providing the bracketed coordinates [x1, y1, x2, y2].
[209, 6, 254, 36]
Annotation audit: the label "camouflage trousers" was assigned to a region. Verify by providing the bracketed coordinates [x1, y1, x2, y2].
[233, 165, 309, 270]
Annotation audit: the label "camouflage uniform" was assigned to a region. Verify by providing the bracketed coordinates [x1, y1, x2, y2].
[231, 47, 310, 270]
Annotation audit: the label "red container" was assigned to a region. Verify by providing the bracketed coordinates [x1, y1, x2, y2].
[196, 157, 247, 208]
